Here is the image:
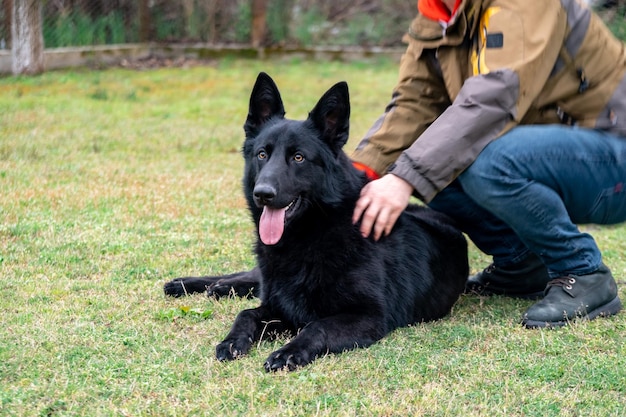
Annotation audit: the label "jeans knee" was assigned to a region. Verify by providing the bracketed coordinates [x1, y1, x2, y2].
[457, 130, 529, 205]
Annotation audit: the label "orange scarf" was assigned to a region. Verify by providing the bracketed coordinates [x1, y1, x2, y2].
[417, 0, 462, 22]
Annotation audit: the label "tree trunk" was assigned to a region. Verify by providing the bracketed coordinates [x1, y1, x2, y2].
[204, 0, 218, 43]
[138, 0, 152, 42]
[11, 0, 44, 75]
[251, 0, 268, 47]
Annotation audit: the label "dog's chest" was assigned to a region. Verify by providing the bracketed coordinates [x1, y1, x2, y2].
[262, 264, 345, 328]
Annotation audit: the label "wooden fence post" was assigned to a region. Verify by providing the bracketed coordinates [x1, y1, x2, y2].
[138, 0, 152, 42]
[251, 0, 268, 48]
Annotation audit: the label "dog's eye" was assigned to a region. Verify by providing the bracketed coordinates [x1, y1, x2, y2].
[258, 150, 267, 160]
[293, 153, 304, 163]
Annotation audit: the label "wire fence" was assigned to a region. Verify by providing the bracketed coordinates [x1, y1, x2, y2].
[1, 1, 10, 49]
[1, 0, 624, 54]
[0, 0, 420, 51]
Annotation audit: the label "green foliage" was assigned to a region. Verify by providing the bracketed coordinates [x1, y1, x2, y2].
[292, 6, 328, 46]
[0, 59, 625, 416]
[186, 5, 209, 41]
[267, 0, 293, 44]
[604, 7, 626, 42]
[153, 11, 181, 42]
[37, 2, 626, 48]
[233, 1, 252, 44]
[100, 12, 128, 44]
[43, 11, 130, 48]
[156, 306, 213, 321]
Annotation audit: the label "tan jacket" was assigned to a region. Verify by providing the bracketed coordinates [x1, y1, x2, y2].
[351, 0, 626, 203]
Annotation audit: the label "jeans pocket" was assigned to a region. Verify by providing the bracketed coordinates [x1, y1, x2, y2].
[586, 183, 626, 224]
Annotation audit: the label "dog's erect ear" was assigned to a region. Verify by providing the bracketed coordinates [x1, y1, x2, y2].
[244, 72, 286, 137]
[308, 81, 350, 152]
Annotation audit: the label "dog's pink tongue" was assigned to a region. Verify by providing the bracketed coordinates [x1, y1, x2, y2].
[259, 206, 286, 245]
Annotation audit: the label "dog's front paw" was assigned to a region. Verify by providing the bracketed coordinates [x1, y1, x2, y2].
[264, 346, 313, 372]
[206, 280, 233, 299]
[215, 337, 252, 361]
[163, 278, 188, 297]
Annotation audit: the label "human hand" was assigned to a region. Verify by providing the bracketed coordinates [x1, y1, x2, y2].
[352, 174, 414, 241]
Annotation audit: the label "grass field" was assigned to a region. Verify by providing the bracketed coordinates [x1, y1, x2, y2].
[1, 58, 626, 416]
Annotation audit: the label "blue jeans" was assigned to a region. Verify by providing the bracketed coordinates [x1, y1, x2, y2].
[429, 125, 626, 278]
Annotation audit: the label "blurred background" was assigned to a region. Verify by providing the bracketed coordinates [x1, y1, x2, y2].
[1, 0, 623, 75]
[0, 0, 618, 49]
[1, 0, 421, 50]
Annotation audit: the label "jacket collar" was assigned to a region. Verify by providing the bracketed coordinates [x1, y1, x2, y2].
[417, 0, 462, 23]
[409, 0, 481, 46]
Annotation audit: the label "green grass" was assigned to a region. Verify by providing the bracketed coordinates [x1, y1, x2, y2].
[1, 58, 626, 416]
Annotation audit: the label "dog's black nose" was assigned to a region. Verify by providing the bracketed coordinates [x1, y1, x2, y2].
[254, 184, 276, 205]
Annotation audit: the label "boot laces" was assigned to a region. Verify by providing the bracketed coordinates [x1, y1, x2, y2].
[547, 276, 577, 290]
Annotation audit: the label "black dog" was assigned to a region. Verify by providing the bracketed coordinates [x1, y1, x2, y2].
[164, 73, 469, 371]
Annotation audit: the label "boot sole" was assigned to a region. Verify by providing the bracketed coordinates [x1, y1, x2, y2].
[521, 296, 623, 329]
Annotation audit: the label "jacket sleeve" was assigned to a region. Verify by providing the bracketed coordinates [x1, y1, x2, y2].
[350, 40, 451, 177]
[390, 1, 568, 203]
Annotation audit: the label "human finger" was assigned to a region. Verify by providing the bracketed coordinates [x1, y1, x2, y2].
[372, 206, 390, 241]
[352, 196, 368, 225]
[383, 207, 403, 238]
[358, 203, 379, 238]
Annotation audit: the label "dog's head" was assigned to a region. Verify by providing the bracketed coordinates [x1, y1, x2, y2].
[242, 72, 353, 246]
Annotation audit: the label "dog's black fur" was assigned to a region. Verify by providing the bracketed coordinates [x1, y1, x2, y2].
[164, 73, 469, 371]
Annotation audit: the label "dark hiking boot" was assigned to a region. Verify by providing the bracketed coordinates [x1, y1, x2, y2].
[522, 263, 622, 329]
[465, 253, 551, 299]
